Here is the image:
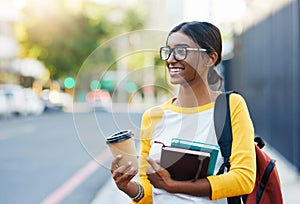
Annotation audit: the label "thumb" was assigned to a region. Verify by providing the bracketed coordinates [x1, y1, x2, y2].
[146, 157, 161, 172]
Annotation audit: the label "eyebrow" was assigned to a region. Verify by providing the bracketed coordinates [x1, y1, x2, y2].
[166, 43, 191, 47]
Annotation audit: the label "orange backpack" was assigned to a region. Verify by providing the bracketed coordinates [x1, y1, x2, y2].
[214, 91, 283, 204]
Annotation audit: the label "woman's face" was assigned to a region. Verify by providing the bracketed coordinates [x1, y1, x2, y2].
[166, 31, 208, 85]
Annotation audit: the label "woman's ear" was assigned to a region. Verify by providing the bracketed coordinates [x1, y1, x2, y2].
[205, 52, 218, 67]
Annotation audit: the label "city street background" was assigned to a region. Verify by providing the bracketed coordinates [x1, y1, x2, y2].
[0, 111, 142, 204]
[1, 0, 299, 203]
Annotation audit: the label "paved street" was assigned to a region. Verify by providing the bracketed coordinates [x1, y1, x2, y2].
[0, 111, 142, 204]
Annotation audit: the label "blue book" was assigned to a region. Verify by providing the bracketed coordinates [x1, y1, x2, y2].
[171, 138, 220, 176]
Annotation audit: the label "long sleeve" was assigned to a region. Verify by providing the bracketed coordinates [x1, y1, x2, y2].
[133, 107, 165, 204]
[207, 93, 256, 200]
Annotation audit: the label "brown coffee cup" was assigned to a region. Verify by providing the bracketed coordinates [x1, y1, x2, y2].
[106, 130, 138, 169]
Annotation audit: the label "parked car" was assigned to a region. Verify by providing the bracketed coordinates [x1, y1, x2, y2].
[40, 89, 72, 112]
[85, 89, 112, 111]
[0, 84, 45, 116]
[1, 84, 27, 116]
[23, 88, 45, 115]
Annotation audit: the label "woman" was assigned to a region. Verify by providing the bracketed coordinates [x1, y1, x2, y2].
[110, 21, 256, 204]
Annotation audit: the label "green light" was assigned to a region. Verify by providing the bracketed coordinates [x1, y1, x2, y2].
[102, 78, 114, 91]
[90, 80, 101, 91]
[126, 82, 137, 93]
[64, 77, 75, 89]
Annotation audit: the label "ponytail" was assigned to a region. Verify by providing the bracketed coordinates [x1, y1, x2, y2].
[208, 67, 223, 91]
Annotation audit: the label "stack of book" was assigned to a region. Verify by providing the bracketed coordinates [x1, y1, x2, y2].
[159, 138, 220, 181]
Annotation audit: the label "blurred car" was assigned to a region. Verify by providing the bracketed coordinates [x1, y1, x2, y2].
[85, 89, 112, 111]
[40, 89, 73, 112]
[23, 88, 45, 115]
[0, 84, 27, 116]
[0, 84, 45, 116]
[40, 89, 62, 112]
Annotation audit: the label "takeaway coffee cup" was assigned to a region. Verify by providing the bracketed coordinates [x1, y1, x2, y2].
[106, 130, 138, 169]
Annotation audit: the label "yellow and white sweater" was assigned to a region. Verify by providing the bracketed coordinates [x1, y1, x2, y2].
[134, 93, 256, 204]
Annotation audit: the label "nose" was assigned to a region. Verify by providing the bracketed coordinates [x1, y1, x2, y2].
[167, 51, 177, 63]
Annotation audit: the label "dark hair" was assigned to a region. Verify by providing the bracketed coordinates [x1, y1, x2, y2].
[168, 21, 223, 90]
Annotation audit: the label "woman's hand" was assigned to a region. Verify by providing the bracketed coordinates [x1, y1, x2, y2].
[111, 155, 138, 191]
[146, 157, 174, 192]
[146, 157, 212, 197]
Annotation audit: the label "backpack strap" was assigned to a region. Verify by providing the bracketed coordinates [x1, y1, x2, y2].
[214, 90, 237, 174]
[256, 159, 276, 203]
[214, 90, 242, 204]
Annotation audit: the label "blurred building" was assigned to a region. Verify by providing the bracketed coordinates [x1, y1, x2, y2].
[0, 1, 19, 83]
[0, 1, 49, 87]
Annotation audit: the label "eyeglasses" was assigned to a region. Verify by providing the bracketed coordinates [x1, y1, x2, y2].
[160, 46, 207, 61]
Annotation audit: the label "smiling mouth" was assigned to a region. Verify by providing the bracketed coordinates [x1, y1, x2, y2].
[169, 67, 185, 74]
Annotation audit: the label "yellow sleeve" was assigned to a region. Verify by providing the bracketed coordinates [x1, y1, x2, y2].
[133, 107, 164, 204]
[207, 93, 256, 200]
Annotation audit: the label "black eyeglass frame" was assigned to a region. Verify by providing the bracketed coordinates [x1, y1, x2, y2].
[160, 46, 207, 61]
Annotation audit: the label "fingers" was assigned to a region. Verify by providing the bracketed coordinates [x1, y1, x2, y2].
[111, 154, 122, 173]
[112, 161, 138, 190]
[146, 157, 171, 181]
[155, 159, 161, 165]
[110, 155, 138, 190]
[146, 160, 163, 189]
[146, 165, 155, 175]
[115, 166, 137, 183]
[114, 161, 133, 174]
[111, 156, 136, 175]
[146, 157, 161, 172]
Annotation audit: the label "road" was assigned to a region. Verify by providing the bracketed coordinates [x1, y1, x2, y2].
[0, 111, 143, 204]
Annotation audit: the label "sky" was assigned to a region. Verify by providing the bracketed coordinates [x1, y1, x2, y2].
[183, 0, 247, 24]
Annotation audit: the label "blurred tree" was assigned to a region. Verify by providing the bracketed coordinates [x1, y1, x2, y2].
[15, 0, 145, 80]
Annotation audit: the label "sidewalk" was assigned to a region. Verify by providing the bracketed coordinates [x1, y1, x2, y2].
[92, 144, 300, 204]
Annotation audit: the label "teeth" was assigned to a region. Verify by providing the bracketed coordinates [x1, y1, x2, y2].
[170, 68, 183, 72]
